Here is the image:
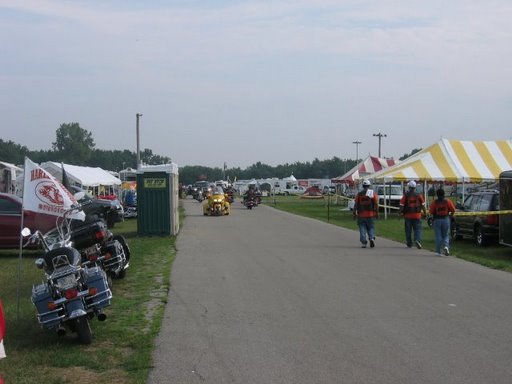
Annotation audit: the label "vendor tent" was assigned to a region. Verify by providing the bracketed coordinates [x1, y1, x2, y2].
[370, 138, 512, 183]
[332, 156, 397, 185]
[40, 162, 121, 195]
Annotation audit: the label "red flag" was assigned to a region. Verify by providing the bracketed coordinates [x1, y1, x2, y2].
[0, 300, 6, 359]
[22, 158, 85, 221]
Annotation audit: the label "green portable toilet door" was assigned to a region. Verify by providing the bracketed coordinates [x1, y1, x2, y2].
[137, 172, 171, 235]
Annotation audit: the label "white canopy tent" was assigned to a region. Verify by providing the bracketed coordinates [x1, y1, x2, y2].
[39, 162, 122, 196]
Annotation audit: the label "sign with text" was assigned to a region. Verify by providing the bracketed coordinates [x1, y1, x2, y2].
[144, 178, 167, 189]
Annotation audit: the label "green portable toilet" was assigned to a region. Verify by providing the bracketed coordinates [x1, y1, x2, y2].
[137, 163, 179, 236]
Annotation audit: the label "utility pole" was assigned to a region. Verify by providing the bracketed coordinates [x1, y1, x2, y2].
[136, 113, 143, 169]
[373, 132, 387, 158]
[352, 140, 362, 162]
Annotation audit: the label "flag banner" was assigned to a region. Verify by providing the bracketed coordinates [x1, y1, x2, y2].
[23, 158, 85, 221]
[0, 300, 6, 359]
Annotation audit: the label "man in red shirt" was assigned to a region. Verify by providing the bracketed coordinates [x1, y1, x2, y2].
[353, 179, 379, 248]
[399, 180, 427, 249]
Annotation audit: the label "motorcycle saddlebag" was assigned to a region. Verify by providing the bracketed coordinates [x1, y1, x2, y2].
[101, 239, 125, 273]
[83, 266, 112, 310]
[31, 283, 61, 328]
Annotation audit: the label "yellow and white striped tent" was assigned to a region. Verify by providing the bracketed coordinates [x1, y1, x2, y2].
[371, 138, 512, 183]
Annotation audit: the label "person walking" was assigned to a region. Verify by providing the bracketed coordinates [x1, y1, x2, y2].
[399, 180, 427, 249]
[353, 179, 379, 248]
[429, 188, 456, 256]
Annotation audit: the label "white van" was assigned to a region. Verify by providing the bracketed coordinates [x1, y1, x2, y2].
[374, 184, 403, 208]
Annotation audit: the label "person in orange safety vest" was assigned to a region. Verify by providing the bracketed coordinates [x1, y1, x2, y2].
[429, 188, 456, 256]
[353, 179, 379, 248]
[399, 180, 427, 249]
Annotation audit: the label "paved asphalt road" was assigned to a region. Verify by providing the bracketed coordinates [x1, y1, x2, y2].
[148, 198, 512, 384]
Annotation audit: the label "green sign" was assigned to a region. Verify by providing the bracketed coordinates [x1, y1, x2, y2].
[144, 178, 167, 188]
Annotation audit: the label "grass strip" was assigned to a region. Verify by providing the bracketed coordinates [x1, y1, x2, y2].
[0, 218, 175, 384]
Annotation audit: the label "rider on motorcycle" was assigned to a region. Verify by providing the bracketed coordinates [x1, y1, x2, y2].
[243, 185, 257, 204]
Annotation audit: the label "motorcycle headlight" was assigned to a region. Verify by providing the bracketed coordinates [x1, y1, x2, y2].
[214, 199, 221, 203]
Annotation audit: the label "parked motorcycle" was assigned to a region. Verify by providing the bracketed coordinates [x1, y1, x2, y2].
[122, 189, 137, 218]
[123, 205, 137, 218]
[71, 218, 130, 281]
[24, 206, 112, 344]
[42, 207, 131, 283]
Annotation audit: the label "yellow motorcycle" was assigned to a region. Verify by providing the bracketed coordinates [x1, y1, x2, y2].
[203, 187, 230, 216]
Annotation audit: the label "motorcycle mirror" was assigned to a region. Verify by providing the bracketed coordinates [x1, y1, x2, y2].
[35, 258, 45, 269]
[21, 227, 31, 237]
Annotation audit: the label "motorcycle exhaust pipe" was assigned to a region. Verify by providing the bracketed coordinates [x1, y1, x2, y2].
[56, 326, 66, 336]
[97, 312, 107, 322]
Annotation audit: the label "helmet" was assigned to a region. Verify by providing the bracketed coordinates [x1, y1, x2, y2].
[362, 179, 371, 187]
[408, 180, 417, 189]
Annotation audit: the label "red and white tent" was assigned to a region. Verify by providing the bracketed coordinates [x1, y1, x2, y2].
[332, 156, 397, 185]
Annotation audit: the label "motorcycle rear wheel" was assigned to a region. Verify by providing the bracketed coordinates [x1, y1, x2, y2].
[113, 235, 131, 261]
[112, 235, 130, 279]
[73, 317, 92, 345]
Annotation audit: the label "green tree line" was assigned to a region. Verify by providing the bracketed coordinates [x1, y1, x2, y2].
[2, 122, 419, 185]
[1, 122, 171, 172]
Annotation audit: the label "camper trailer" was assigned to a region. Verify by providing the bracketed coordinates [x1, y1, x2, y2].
[499, 171, 512, 247]
[0, 161, 21, 194]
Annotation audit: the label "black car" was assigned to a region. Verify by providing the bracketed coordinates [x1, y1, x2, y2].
[451, 190, 499, 246]
[71, 186, 124, 228]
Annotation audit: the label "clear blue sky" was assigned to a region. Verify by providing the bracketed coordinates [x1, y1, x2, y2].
[1, 0, 511, 168]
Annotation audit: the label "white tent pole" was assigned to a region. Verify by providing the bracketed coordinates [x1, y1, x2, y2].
[384, 180, 388, 220]
[424, 180, 428, 210]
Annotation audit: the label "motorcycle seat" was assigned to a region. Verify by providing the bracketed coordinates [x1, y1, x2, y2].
[44, 247, 82, 272]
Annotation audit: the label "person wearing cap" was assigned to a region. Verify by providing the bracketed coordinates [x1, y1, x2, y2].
[399, 180, 427, 249]
[353, 179, 379, 248]
[429, 188, 456, 256]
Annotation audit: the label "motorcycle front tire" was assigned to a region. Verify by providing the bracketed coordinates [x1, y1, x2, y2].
[73, 317, 92, 345]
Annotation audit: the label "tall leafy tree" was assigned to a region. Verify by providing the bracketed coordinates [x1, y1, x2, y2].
[0, 139, 29, 165]
[139, 148, 171, 166]
[52, 122, 95, 164]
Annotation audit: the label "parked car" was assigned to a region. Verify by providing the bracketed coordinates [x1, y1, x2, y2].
[0, 192, 57, 248]
[451, 190, 499, 246]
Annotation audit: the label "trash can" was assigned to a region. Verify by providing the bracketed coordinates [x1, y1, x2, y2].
[137, 163, 179, 236]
